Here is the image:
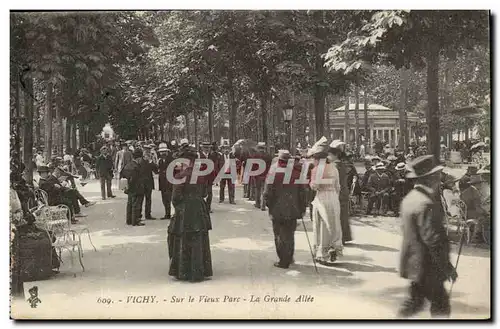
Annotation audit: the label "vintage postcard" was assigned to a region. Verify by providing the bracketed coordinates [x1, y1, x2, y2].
[9, 9, 491, 319]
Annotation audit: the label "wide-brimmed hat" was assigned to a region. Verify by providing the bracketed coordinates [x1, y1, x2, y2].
[395, 162, 406, 171]
[158, 143, 169, 152]
[256, 142, 266, 150]
[329, 139, 345, 149]
[307, 136, 329, 157]
[133, 149, 143, 158]
[406, 155, 444, 179]
[375, 162, 386, 170]
[37, 165, 50, 173]
[278, 149, 291, 160]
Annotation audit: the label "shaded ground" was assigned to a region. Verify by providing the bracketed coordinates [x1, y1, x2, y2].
[11, 180, 490, 319]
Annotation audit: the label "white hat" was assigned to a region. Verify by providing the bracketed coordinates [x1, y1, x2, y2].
[180, 138, 189, 146]
[395, 162, 406, 171]
[158, 143, 169, 152]
[307, 136, 328, 157]
[329, 139, 346, 149]
[375, 162, 386, 170]
[278, 149, 291, 160]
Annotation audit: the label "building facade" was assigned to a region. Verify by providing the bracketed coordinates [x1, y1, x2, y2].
[328, 102, 421, 148]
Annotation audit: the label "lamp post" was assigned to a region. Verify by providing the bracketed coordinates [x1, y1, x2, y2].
[282, 104, 294, 151]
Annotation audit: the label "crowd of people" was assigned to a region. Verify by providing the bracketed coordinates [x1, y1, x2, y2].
[10, 131, 491, 318]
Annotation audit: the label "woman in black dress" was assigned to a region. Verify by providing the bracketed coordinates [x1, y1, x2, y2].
[168, 146, 213, 282]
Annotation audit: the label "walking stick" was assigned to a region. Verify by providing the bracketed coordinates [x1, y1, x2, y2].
[300, 217, 319, 274]
[449, 226, 466, 295]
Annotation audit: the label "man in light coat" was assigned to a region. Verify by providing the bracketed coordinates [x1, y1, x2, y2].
[398, 155, 457, 318]
[115, 142, 133, 178]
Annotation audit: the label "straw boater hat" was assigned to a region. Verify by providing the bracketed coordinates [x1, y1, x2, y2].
[257, 142, 266, 150]
[278, 149, 291, 160]
[180, 138, 189, 146]
[406, 155, 444, 179]
[158, 143, 169, 152]
[375, 162, 386, 170]
[395, 162, 406, 171]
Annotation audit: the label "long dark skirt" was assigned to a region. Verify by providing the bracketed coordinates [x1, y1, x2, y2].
[339, 195, 352, 242]
[168, 231, 213, 282]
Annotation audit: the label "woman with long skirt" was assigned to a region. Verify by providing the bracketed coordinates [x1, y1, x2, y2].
[329, 146, 353, 244]
[168, 146, 213, 282]
[308, 140, 343, 265]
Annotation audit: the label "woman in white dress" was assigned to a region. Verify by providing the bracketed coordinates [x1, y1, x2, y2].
[309, 139, 343, 265]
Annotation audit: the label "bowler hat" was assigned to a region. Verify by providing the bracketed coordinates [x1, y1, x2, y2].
[278, 149, 291, 160]
[406, 155, 444, 179]
[37, 165, 50, 172]
[133, 149, 143, 158]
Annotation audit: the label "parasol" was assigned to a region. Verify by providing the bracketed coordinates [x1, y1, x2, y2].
[470, 142, 486, 150]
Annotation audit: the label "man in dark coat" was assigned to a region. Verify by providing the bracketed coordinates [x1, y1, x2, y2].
[38, 165, 85, 222]
[398, 155, 457, 318]
[366, 162, 391, 215]
[219, 146, 239, 204]
[263, 150, 306, 269]
[140, 145, 158, 220]
[121, 149, 146, 226]
[96, 146, 116, 200]
[253, 143, 272, 211]
[157, 143, 174, 219]
[198, 142, 218, 213]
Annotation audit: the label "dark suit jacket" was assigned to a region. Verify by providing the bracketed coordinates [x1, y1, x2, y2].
[400, 186, 452, 283]
[96, 154, 114, 178]
[263, 163, 306, 221]
[461, 186, 488, 219]
[158, 154, 174, 192]
[39, 175, 64, 205]
[122, 159, 144, 195]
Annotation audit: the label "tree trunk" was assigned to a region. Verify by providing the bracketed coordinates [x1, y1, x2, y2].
[260, 92, 269, 145]
[22, 75, 34, 183]
[184, 114, 190, 141]
[229, 88, 237, 145]
[64, 118, 70, 152]
[399, 68, 409, 151]
[44, 82, 53, 161]
[71, 117, 77, 151]
[13, 68, 21, 164]
[78, 122, 85, 148]
[313, 85, 325, 140]
[55, 85, 63, 155]
[426, 42, 441, 160]
[34, 84, 40, 146]
[354, 85, 360, 147]
[364, 91, 369, 153]
[207, 92, 214, 142]
[193, 110, 199, 147]
[344, 93, 350, 143]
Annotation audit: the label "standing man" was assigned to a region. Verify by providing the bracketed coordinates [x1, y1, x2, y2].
[141, 145, 158, 220]
[115, 141, 133, 178]
[122, 149, 146, 227]
[96, 146, 116, 200]
[253, 142, 272, 211]
[219, 146, 238, 204]
[157, 142, 174, 219]
[199, 141, 216, 213]
[263, 150, 306, 269]
[398, 155, 457, 318]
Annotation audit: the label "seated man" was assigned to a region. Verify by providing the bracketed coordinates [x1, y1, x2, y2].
[460, 175, 489, 221]
[37, 165, 88, 223]
[366, 162, 391, 216]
